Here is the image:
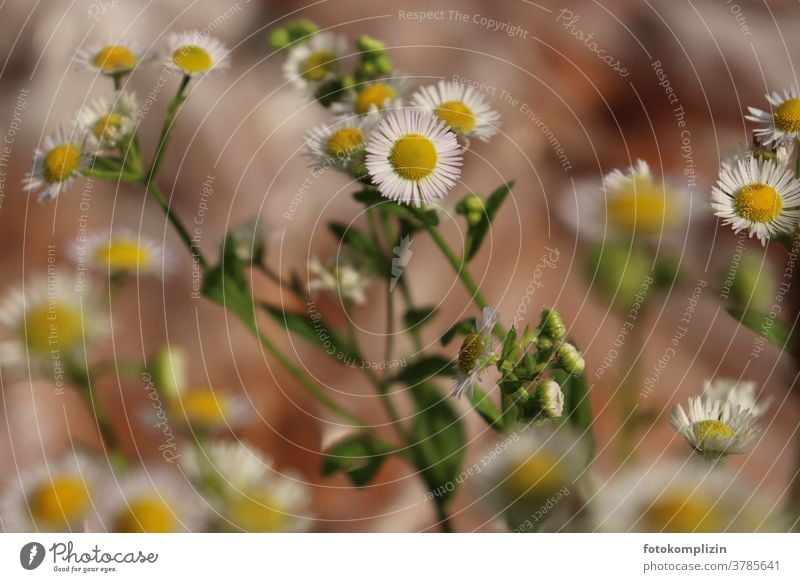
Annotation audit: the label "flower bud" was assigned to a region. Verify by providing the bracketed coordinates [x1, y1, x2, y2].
[230, 217, 266, 266]
[373, 55, 393, 75]
[533, 380, 565, 419]
[466, 210, 483, 226]
[557, 342, 585, 375]
[356, 35, 386, 54]
[539, 308, 566, 341]
[464, 193, 485, 212]
[287, 19, 319, 40]
[152, 344, 188, 399]
[268, 28, 291, 49]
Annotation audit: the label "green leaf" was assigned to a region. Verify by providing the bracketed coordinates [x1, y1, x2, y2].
[322, 433, 388, 486]
[260, 302, 358, 360]
[440, 318, 476, 346]
[391, 356, 453, 385]
[202, 234, 256, 329]
[463, 181, 514, 261]
[555, 368, 595, 462]
[329, 222, 388, 276]
[470, 386, 502, 431]
[726, 306, 793, 352]
[404, 306, 437, 329]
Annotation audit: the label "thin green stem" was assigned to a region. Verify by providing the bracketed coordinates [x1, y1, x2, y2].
[433, 497, 454, 533]
[147, 75, 190, 185]
[83, 168, 141, 182]
[145, 181, 207, 270]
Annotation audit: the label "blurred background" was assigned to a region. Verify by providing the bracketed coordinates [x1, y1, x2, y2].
[1, 0, 799, 531]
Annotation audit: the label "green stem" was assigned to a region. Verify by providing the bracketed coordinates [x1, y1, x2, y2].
[145, 181, 207, 270]
[433, 497, 454, 533]
[146, 75, 190, 185]
[83, 168, 140, 182]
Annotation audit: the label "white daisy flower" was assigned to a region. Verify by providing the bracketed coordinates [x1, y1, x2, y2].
[712, 156, 800, 244]
[411, 80, 501, 141]
[76, 39, 146, 76]
[593, 460, 785, 532]
[366, 109, 463, 207]
[451, 307, 499, 399]
[308, 256, 372, 305]
[670, 394, 760, 457]
[304, 110, 381, 173]
[0, 271, 107, 373]
[164, 31, 230, 77]
[702, 378, 771, 418]
[282, 32, 347, 90]
[75, 91, 138, 150]
[332, 78, 406, 117]
[169, 387, 253, 431]
[0, 452, 106, 532]
[23, 127, 89, 203]
[94, 469, 206, 532]
[181, 440, 313, 532]
[746, 86, 800, 145]
[70, 230, 170, 277]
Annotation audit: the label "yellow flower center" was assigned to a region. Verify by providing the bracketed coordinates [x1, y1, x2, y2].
[773, 98, 800, 133]
[92, 45, 138, 73]
[29, 476, 89, 529]
[93, 239, 152, 272]
[354, 83, 395, 115]
[644, 491, 724, 532]
[458, 332, 483, 375]
[92, 113, 124, 140]
[325, 127, 364, 158]
[300, 49, 338, 82]
[228, 491, 287, 532]
[389, 134, 438, 181]
[24, 302, 83, 355]
[434, 100, 476, 134]
[172, 45, 213, 74]
[43, 144, 81, 183]
[734, 183, 782, 223]
[607, 177, 673, 234]
[692, 419, 735, 448]
[114, 498, 175, 533]
[179, 390, 227, 426]
[502, 453, 566, 500]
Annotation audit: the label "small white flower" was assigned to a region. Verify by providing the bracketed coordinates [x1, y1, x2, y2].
[702, 378, 771, 418]
[76, 39, 146, 76]
[75, 91, 138, 150]
[308, 257, 372, 305]
[283, 32, 347, 90]
[24, 127, 89, 202]
[533, 380, 565, 419]
[181, 440, 313, 532]
[746, 86, 800, 145]
[70, 229, 171, 277]
[93, 469, 206, 532]
[304, 111, 381, 172]
[0, 452, 106, 532]
[670, 394, 760, 457]
[332, 78, 406, 117]
[411, 80, 501, 141]
[451, 306, 499, 399]
[711, 156, 800, 244]
[164, 31, 230, 77]
[168, 387, 253, 431]
[366, 108, 463, 207]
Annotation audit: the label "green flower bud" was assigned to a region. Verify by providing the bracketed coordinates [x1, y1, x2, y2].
[269, 27, 291, 49]
[287, 19, 319, 40]
[356, 35, 386, 54]
[346, 148, 369, 181]
[230, 217, 266, 266]
[358, 61, 378, 79]
[532, 379, 565, 419]
[152, 344, 188, 399]
[464, 193, 485, 212]
[539, 308, 566, 341]
[466, 210, 483, 226]
[534, 334, 554, 351]
[373, 55, 393, 75]
[557, 342, 585, 375]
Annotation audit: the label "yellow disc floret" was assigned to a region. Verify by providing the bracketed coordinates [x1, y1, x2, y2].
[354, 83, 395, 115]
[773, 98, 800, 133]
[734, 183, 782, 223]
[30, 476, 90, 529]
[692, 419, 735, 448]
[300, 50, 338, 82]
[607, 177, 673, 235]
[325, 128, 364, 158]
[389, 134, 438, 181]
[172, 45, 213, 74]
[645, 491, 724, 532]
[434, 101, 476, 134]
[228, 491, 287, 532]
[502, 453, 566, 500]
[93, 239, 152, 272]
[43, 144, 82, 183]
[24, 302, 83, 354]
[114, 498, 174, 533]
[93, 45, 137, 73]
[458, 332, 483, 375]
[179, 390, 226, 426]
[92, 113, 124, 141]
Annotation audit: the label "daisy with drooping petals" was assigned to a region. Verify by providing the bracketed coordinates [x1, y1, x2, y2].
[670, 394, 760, 458]
[76, 39, 146, 76]
[24, 128, 89, 203]
[182, 440, 313, 532]
[164, 31, 230, 77]
[71, 230, 170, 277]
[0, 271, 106, 372]
[283, 32, 347, 90]
[702, 378, 771, 418]
[333, 78, 406, 117]
[0, 452, 106, 532]
[304, 111, 381, 174]
[746, 86, 800, 145]
[75, 91, 138, 150]
[711, 156, 800, 245]
[94, 469, 206, 533]
[411, 80, 501, 141]
[308, 257, 372, 305]
[451, 306, 499, 399]
[593, 460, 785, 532]
[366, 109, 462, 207]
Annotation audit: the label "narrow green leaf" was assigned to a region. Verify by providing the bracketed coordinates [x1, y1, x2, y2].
[470, 386, 502, 431]
[555, 368, 595, 462]
[202, 234, 256, 329]
[391, 355, 453, 385]
[260, 302, 358, 360]
[404, 306, 438, 329]
[440, 318, 476, 346]
[464, 181, 514, 261]
[329, 222, 388, 276]
[726, 306, 793, 351]
[322, 433, 387, 486]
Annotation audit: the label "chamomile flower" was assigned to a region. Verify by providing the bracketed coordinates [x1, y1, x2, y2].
[411, 80, 501, 141]
[95, 469, 206, 533]
[283, 32, 347, 90]
[0, 452, 105, 532]
[181, 441, 313, 532]
[670, 394, 760, 457]
[594, 460, 785, 532]
[746, 86, 800, 145]
[451, 307, 499, 399]
[711, 156, 800, 244]
[0, 271, 107, 372]
[23, 127, 89, 203]
[71, 230, 170, 277]
[170, 387, 253, 431]
[308, 257, 372, 305]
[702, 378, 771, 418]
[76, 39, 146, 76]
[333, 78, 406, 117]
[366, 109, 463, 207]
[75, 91, 138, 150]
[304, 111, 380, 174]
[164, 31, 230, 77]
